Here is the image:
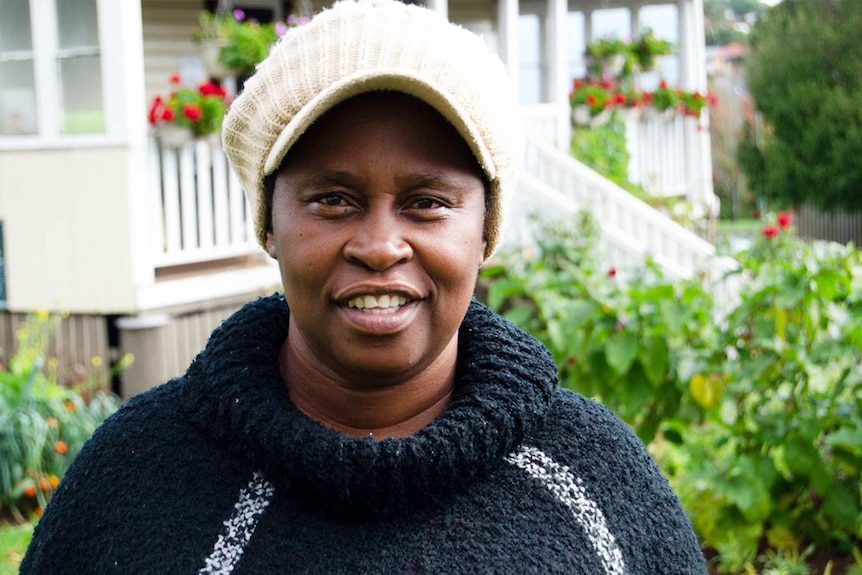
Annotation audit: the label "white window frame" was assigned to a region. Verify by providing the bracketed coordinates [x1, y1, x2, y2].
[0, 0, 127, 150]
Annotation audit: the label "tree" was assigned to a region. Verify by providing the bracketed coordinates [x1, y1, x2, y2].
[740, 0, 862, 212]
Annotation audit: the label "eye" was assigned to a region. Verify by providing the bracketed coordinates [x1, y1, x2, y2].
[317, 193, 347, 207]
[413, 197, 442, 210]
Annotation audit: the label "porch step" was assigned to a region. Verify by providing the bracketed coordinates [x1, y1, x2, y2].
[507, 136, 737, 283]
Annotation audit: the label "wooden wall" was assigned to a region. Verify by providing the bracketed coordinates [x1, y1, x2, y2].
[796, 205, 862, 246]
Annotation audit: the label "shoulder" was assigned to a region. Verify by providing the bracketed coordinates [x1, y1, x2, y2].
[515, 388, 707, 574]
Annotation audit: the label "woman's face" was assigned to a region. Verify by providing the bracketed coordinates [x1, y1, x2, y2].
[267, 93, 487, 385]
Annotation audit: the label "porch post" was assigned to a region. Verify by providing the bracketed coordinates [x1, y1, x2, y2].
[678, 0, 716, 232]
[426, 0, 448, 21]
[546, 0, 570, 148]
[497, 0, 520, 96]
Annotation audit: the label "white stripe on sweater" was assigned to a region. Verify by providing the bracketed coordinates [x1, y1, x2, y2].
[506, 446, 627, 575]
[198, 471, 275, 575]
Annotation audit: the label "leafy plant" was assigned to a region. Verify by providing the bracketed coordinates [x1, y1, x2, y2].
[481, 213, 717, 444]
[192, 9, 309, 76]
[482, 212, 862, 573]
[631, 29, 674, 70]
[0, 313, 126, 521]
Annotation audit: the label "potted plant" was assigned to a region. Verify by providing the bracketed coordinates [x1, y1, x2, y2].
[148, 74, 231, 147]
[192, 10, 310, 80]
[631, 30, 673, 71]
[569, 80, 615, 126]
[585, 38, 630, 80]
[192, 10, 241, 79]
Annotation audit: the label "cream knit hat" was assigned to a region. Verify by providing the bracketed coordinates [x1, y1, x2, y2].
[222, 0, 522, 260]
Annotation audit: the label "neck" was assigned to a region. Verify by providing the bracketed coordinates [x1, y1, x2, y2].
[281, 332, 458, 440]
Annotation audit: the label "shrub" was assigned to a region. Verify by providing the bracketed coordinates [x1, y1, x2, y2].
[0, 314, 125, 521]
[482, 212, 862, 572]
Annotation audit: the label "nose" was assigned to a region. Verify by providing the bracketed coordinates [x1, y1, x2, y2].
[342, 208, 413, 271]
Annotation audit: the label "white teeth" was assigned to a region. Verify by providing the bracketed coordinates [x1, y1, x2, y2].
[346, 294, 408, 313]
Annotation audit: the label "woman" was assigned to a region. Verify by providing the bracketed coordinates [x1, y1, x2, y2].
[21, 1, 707, 573]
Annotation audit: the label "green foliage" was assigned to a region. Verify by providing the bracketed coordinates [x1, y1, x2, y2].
[0, 314, 122, 521]
[218, 20, 279, 76]
[482, 213, 862, 572]
[570, 114, 632, 188]
[0, 521, 33, 575]
[481, 213, 716, 444]
[742, 0, 862, 211]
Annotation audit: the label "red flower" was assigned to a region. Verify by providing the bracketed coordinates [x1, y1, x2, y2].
[608, 268, 618, 278]
[614, 93, 626, 105]
[659, 80, 668, 90]
[643, 92, 654, 104]
[169, 73, 181, 85]
[574, 79, 585, 89]
[586, 95, 598, 107]
[199, 82, 227, 97]
[762, 225, 780, 239]
[182, 104, 204, 122]
[777, 211, 793, 229]
[162, 108, 176, 122]
[148, 97, 164, 124]
[708, 93, 719, 107]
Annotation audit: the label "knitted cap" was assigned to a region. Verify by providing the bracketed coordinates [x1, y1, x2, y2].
[222, 0, 522, 260]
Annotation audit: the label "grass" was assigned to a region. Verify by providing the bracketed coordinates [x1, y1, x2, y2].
[0, 520, 34, 574]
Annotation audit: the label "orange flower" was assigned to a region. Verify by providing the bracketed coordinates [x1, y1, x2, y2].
[34, 506, 44, 518]
[49, 475, 60, 489]
[64, 400, 76, 412]
[55, 441, 69, 455]
[47, 417, 59, 428]
[24, 485, 37, 497]
[39, 477, 50, 491]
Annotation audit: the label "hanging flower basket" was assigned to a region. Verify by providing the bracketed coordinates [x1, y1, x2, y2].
[196, 39, 240, 80]
[156, 124, 194, 148]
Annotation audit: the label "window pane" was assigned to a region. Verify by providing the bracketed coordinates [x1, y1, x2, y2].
[56, 0, 99, 49]
[58, 55, 105, 133]
[0, 0, 32, 52]
[0, 60, 37, 134]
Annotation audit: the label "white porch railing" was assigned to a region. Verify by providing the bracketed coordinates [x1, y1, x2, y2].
[521, 104, 711, 206]
[148, 135, 258, 268]
[512, 136, 736, 282]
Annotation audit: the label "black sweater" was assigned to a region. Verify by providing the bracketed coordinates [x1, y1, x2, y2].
[21, 295, 706, 574]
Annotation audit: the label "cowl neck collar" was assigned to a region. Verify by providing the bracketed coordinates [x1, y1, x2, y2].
[180, 294, 558, 515]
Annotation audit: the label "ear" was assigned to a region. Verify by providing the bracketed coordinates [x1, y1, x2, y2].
[265, 232, 278, 259]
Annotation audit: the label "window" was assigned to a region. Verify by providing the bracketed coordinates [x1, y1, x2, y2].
[56, 0, 104, 134]
[0, 0, 105, 138]
[0, 0, 37, 134]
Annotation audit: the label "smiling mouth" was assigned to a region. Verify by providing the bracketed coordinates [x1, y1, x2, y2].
[345, 294, 410, 314]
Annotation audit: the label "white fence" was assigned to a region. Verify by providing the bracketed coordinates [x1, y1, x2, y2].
[148, 135, 258, 268]
[522, 104, 709, 204]
[513, 136, 735, 282]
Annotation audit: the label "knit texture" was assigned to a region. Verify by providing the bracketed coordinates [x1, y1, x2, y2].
[21, 296, 706, 574]
[222, 0, 522, 260]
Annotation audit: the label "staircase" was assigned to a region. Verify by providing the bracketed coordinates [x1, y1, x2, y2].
[506, 118, 738, 290]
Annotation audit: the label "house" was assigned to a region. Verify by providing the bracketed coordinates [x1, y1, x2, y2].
[0, 0, 720, 396]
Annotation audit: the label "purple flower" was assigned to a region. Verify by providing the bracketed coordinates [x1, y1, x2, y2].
[275, 21, 289, 36]
[233, 8, 245, 21]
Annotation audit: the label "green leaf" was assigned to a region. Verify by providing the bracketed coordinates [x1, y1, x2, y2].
[722, 474, 772, 523]
[503, 306, 535, 330]
[783, 433, 821, 477]
[639, 334, 669, 387]
[822, 483, 859, 531]
[605, 332, 638, 375]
